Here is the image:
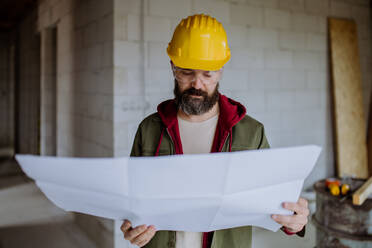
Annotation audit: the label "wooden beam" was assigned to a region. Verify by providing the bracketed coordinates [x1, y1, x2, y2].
[329, 18, 369, 178]
[353, 177, 372, 205]
[368, 89, 372, 177]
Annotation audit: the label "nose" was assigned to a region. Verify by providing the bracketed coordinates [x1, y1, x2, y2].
[191, 75, 204, 89]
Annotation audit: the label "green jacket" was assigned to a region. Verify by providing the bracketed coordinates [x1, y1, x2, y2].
[130, 94, 270, 248]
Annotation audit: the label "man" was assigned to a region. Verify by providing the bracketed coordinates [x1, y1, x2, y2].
[120, 14, 309, 248]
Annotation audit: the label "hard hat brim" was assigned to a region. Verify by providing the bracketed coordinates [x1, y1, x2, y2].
[167, 50, 230, 71]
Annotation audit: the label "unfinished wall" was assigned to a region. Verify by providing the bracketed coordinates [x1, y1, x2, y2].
[16, 10, 41, 155]
[112, 3, 372, 245]
[38, 0, 114, 158]
[112, 0, 146, 158]
[113, 0, 372, 192]
[9, 0, 368, 247]
[0, 33, 14, 150]
[37, 0, 115, 247]
[40, 28, 57, 156]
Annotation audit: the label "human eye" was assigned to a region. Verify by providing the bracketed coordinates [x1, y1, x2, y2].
[181, 70, 193, 75]
[204, 72, 213, 77]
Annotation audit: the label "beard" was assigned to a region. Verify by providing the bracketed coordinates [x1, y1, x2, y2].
[174, 79, 220, 115]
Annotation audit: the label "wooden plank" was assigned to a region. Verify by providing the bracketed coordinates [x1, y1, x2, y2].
[367, 91, 372, 177]
[353, 177, 372, 205]
[329, 18, 369, 179]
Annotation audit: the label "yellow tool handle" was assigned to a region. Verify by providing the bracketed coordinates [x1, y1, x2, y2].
[329, 184, 340, 196]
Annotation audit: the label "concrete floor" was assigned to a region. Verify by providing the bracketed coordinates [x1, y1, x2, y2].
[0, 221, 98, 248]
[0, 157, 98, 248]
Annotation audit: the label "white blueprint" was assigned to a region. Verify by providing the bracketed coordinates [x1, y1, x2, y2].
[15, 145, 321, 232]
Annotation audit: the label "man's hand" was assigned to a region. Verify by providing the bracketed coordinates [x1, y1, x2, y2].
[271, 197, 309, 233]
[121, 220, 156, 247]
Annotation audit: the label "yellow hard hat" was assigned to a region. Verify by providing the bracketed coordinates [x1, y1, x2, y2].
[167, 14, 231, 71]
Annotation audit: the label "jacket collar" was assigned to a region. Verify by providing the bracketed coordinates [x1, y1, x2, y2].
[156, 93, 246, 154]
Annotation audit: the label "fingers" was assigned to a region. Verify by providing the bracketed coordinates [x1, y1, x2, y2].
[283, 223, 304, 233]
[121, 220, 132, 233]
[272, 214, 308, 233]
[272, 214, 308, 226]
[282, 202, 309, 216]
[124, 224, 148, 241]
[121, 220, 157, 247]
[131, 226, 157, 247]
[298, 197, 308, 208]
[271, 198, 310, 233]
[282, 198, 309, 216]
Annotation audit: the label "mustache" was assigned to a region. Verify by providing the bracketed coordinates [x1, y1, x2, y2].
[183, 88, 208, 97]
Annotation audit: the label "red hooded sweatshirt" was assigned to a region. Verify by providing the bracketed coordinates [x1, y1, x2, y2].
[155, 93, 246, 248]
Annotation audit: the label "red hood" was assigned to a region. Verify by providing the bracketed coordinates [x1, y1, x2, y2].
[156, 94, 246, 154]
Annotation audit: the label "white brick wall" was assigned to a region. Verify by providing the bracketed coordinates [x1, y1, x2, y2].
[330, 0, 352, 18]
[278, 0, 305, 12]
[149, 0, 192, 18]
[37, 0, 116, 246]
[264, 50, 293, 69]
[147, 42, 170, 69]
[279, 69, 306, 89]
[193, 0, 230, 24]
[144, 16, 172, 42]
[305, 0, 329, 16]
[26, 0, 372, 247]
[248, 28, 278, 49]
[247, 0, 278, 8]
[111, 0, 372, 196]
[127, 14, 141, 41]
[220, 69, 249, 91]
[264, 8, 291, 30]
[225, 25, 248, 48]
[230, 4, 263, 26]
[279, 31, 306, 50]
[230, 47, 265, 69]
[306, 33, 327, 52]
[248, 69, 280, 89]
[293, 51, 321, 70]
[292, 13, 320, 33]
[114, 41, 142, 67]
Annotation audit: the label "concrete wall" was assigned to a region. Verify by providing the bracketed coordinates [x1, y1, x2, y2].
[112, 0, 372, 192]
[111, 2, 372, 245]
[0, 33, 14, 150]
[9, 0, 371, 247]
[37, 0, 115, 247]
[38, 0, 114, 158]
[112, 0, 146, 158]
[40, 28, 57, 156]
[16, 10, 41, 155]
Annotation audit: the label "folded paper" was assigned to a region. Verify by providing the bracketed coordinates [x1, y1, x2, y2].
[15, 145, 321, 232]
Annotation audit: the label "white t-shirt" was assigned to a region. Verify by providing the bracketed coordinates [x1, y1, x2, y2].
[175, 114, 219, 248]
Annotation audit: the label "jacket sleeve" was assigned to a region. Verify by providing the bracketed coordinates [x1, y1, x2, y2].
[130, 126, 142, 157]
[258, 125, 270, 149]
